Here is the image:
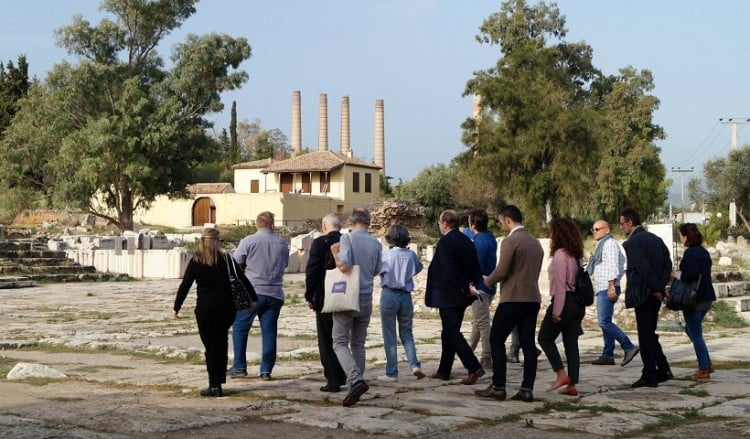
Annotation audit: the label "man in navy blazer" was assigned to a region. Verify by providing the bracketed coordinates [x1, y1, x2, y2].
[426, 209, 484, 385]
[619, 208, 673, 388]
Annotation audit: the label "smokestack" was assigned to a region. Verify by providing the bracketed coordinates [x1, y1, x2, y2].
[374, 99, 385, 174]
[341, 95, 351, 157]
[472, 93, 482, 122]
[291, 91, 301, 154]
[318, 93, 328, 151]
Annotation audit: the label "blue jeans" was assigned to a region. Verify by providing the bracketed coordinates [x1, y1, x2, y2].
[683, 308, 710, 370]
[596, 287, 635, 359]
[231, 295, 284, 374]
[380, 288, 421, 377]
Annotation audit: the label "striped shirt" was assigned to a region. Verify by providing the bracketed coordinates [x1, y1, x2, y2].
[591, 238, 625, 293]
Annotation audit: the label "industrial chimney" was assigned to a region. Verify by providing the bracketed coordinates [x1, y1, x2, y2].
[291, 91, 301, 155]
[318, 93, 328, 151]
[341, 96, 352, 157]
[374, 99, 385, 174]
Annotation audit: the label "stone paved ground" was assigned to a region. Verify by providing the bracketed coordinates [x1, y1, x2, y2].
[1, 277, 749, 438]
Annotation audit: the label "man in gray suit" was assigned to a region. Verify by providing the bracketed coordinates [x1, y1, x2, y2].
[475, 205, 544, 403]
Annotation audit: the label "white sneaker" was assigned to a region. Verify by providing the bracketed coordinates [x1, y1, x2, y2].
[377, 374, 398, 382]
[412, 368, 426, 379]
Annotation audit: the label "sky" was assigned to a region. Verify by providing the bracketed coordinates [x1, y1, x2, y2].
[2, 0, 749, 200]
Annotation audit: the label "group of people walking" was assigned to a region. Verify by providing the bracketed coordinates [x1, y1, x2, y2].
[172, 205, 717, 405]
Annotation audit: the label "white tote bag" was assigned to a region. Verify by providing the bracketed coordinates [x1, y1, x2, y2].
[322, 265, 360, 313]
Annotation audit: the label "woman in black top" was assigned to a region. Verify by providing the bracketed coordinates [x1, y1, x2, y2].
[676, 223, 716, 380]
[173, 228, 257, 397]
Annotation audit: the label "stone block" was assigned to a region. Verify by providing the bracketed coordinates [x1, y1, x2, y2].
[738, 236, 748, 248]
[150, 235, 171, 250]
[137, 234, 151, 250]
[719, 256, 733, 266]
[7, 362, 67, 380]
[423, 245, 435, 262]
[290, 233, 314, 253]
[93, 237, 117, 250]
[47, 239, 67, 251]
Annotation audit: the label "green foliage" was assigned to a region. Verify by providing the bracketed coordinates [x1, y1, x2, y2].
[399, 163, 458, 223]
[0, 55, 30, 136]
[709, 301, 748, 328]
[237, 118, 290, 161]
[222, 224, 257, 244]
[458, 0, 667, 227]
[0, 186, 39, 224]
[700, 145, 750, 234]
[379, 174, 394, 197]
[0, 0, 251, 232]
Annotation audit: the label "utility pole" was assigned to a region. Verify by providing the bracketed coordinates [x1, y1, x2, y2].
[719, 118, 750, 150]
[671, 167, 693, 223]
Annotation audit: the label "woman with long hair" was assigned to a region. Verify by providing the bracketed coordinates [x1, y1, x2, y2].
[676, 223, 716, 380]
[539, 217, 586, 396]
[173, 227, 257, 397]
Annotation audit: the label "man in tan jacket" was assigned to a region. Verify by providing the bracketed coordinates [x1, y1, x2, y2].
[475, 205, 543, 403]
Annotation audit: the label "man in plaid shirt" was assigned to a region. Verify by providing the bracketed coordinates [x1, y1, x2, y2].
[587, 220, 639, 366]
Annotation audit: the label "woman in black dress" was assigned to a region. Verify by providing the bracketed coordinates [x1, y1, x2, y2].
[173, 227, 257, 396]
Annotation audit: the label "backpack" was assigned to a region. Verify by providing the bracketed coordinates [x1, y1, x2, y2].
[574, 261, 595, 306]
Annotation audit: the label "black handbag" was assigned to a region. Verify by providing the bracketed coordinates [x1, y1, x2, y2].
[666, 274, 700, 311]
[225, 254, 256, 310]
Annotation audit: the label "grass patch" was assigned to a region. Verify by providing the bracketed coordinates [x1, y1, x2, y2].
[679, 388, 710, 397]
[70, 365, 134, 373]
[535, 401, 620, 415]
[291, 351, 321, 361]
[671, 359, 750, 370]
[16, 342, 205, 365]
[708, 301, 748, 328]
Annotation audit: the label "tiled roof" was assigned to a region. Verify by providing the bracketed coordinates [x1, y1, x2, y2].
[232, 158, 275, 170]
[261, 150, 381, 173]
[186, 183, 235, 194]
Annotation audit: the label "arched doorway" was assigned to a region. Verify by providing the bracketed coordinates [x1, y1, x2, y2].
[192, 197, 216, 226]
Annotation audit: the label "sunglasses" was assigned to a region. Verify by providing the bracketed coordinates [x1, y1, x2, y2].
[591, 227, 607, 233]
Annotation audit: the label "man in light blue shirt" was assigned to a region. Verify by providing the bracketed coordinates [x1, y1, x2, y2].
[228, 211, 289, 380]
[588, 219, 638, 366]
[331, 206, 382, 407]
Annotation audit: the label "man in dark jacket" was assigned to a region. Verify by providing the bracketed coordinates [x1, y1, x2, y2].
[304, 214, 346, 393]
[426, 209, 484, 385]
[620, 208, 673, 388]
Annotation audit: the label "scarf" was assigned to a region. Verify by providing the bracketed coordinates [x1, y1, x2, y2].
[586, 233, 612, 275]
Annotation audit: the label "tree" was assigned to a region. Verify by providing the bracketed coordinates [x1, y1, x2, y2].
[1, 0, 251, 231]
[460, 0, 667, 230]
[236, 118, 290, 160]
[0, 55, 30, 137]
[588, 67, 668, 220]
[229, 100, 239, 165]
[461, 0, 600, 230]
[399, 163, 458, 224]
[701, 145, 750, 233]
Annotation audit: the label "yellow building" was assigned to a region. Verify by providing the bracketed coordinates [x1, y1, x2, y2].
[134, 150, 382, 228]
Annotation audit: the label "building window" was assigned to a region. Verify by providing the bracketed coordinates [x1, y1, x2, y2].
[250, 179, 259, 193]
[364, 173, 372, 193]
[352, 172, 360, 193]
[319, 172, 330, 192]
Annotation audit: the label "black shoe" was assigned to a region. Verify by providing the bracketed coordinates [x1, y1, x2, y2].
[342, 380, 370, 407]
[474, 384, 506, 401]
[510, 389, 534, 402]
[591, 356, 615, 366]
[631, 378, 658, 388]
[431, 372, 450, 381]
[320, 384, 341, 393]
[658, 370, 673, 383]
[260, 372, 272, 381]
[200, 386, 223, 397]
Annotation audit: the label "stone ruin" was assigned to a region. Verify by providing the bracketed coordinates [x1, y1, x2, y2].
[368, 198, 425, 237]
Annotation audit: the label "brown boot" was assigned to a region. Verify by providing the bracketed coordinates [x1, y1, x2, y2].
[692, 369, 710, 380]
